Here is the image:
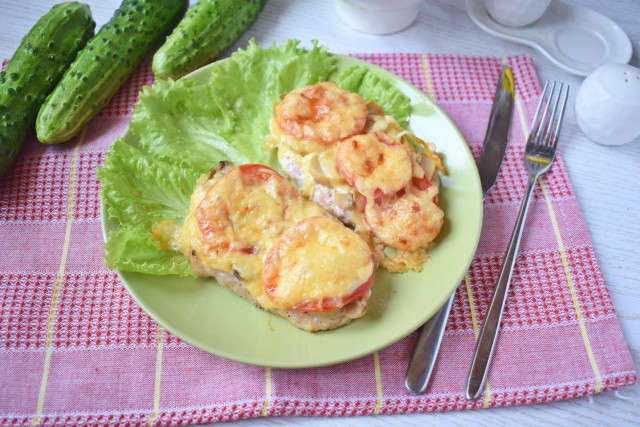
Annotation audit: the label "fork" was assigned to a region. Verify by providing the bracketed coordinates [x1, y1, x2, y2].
[465, 81, 569, 401]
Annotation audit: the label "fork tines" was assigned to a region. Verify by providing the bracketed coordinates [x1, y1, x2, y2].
[529, 81, 570, 148]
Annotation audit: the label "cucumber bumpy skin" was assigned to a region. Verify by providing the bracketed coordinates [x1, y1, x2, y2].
[152, 0, 268, 80]
[36, 0, 188, 145]
[0, 2, 95, 176]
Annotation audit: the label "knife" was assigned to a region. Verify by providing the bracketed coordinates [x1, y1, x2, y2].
[404, 65, 514, 394]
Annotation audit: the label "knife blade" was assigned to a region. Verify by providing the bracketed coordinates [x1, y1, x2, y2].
[478, 66, 515, 195]
[404, 65, 515, 394]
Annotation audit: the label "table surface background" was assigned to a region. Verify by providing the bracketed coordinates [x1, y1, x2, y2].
[1, 0, 638, 425]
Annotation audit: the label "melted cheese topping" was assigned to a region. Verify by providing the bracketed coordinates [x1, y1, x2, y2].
[263, 216, 374, 310]
[364, 183, 443, 251]
[336, 132, 413, 196]
[265, 119, 329, 155]
[169, 164, 374, 312]
[266, 84, 446, 273]
[274, 82, 367, 143]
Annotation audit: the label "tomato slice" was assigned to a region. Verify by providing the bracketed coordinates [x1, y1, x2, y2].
[336, 132, 413, 197]
[363, 179, 443, 252]
[195, 164, 301, 254]
[263, 216, 375, 312]
[274, 82, 368, 143]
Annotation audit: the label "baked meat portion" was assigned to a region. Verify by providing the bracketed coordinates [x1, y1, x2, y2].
[152, 162, 376, 332]
[265, 82, 445, 272]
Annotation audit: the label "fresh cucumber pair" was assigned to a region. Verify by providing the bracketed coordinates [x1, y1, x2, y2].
[0, 2, 94, 176]
[1, 0, 266, 177]
[1, 0, 187, 176]
[36, 0, 188, 144]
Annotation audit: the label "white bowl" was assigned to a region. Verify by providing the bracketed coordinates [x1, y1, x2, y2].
[335, 0, 423, 35]
[484, 0, 551, 27]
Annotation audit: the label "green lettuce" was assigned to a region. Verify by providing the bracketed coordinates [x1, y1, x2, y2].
[332, 66, 411, 126]
[98, 39, 412, 276]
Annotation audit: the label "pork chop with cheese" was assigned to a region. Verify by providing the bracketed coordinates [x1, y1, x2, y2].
[265, 82, 445, 272]
[152, 161, 376, 332]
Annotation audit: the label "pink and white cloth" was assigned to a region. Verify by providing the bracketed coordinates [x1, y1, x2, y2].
[0, 54, 635, 425]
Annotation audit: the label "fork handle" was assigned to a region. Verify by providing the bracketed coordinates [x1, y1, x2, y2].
[465, 174, 538, 400]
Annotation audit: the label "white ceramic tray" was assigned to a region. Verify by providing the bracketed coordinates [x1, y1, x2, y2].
[466, 0, 632, 76]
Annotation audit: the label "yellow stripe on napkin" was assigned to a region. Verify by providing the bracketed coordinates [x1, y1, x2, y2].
[373, 351, 383, 414]
[538, 179, 602, 392]
[465, 275, 480, 341]
[421, 54, 435, 99]
[147, 324, 164, 426]
[261, 367, 272, 416]
[515, 94, 602, 392]
[31, 128, 86, 427]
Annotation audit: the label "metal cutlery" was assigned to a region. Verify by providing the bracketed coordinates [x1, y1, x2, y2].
[465, 80, 570, 400]
[405, 65, 515, 394]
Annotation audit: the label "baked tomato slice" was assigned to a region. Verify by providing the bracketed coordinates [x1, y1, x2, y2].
[274, 82, 368, 144]
[363, 177, 443, 251]
[336, 132, 413, 197]
[263, 216, 375, 312]
[195, 164, 302, 254]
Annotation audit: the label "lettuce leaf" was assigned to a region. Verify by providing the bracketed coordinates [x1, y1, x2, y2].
[104, 228, 194, 277]
[331, 66, 412, 126]
[99, 139, 200, 229]
[98, 40, 412, 276]
[128, 40, 337, 174]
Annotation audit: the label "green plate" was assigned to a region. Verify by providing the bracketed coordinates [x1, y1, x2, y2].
[102, 55, 483, 368]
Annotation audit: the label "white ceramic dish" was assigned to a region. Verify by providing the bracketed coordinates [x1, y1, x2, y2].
[335, 0, 423, 34]
[466, 0, 632, 76]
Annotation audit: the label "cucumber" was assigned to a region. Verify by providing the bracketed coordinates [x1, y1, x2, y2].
[36, 0, 188, 144]
[152, 0, 267, 80]
[0, 2, 95, 176]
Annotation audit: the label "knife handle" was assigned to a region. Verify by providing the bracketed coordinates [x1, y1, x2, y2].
[404, 65, 514, 396]
[404, 293, 455, 393]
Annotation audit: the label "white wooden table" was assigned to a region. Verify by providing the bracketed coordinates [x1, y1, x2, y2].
[2, 0, 638, 425]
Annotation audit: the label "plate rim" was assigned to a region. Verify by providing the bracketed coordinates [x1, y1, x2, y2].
[101, 52, 483, 368]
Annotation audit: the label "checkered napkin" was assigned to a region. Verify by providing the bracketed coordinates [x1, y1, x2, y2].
[0, 54, 635, 425]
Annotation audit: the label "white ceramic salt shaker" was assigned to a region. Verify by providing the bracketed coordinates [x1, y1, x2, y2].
[575, 63, 640, 146]
[484, 0, 551, 27]
[335, 0, 423, 35]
